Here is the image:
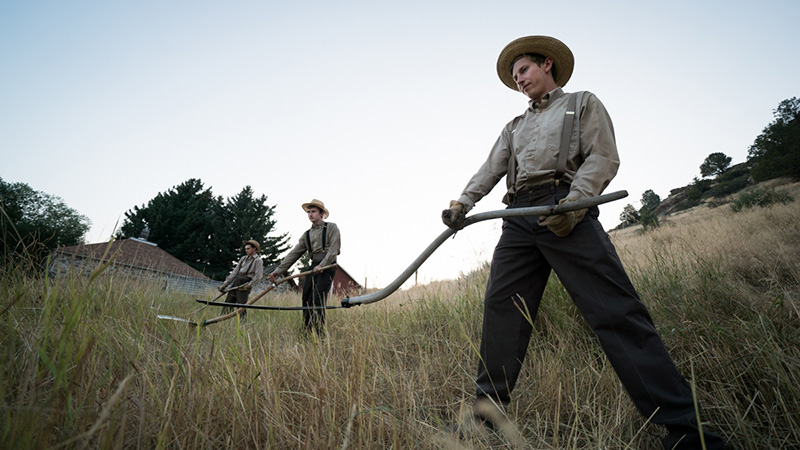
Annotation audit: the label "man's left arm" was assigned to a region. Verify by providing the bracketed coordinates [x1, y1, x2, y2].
[318, 223, 341, 270]
[567, 93, 621, 202]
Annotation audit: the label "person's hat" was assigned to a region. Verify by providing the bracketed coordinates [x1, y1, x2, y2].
[496, 35, 574, 91]
[242, 239, 261, 253]
[302, 199, 329, 219]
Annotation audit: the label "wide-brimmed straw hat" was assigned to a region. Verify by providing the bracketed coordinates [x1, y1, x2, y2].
[496, 35, 574, 91]
[242, 239, 261, 253]
[302, 199, 329, 219]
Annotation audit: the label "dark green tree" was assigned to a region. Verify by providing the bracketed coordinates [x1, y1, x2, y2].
[748, 97, 800, 181]
[206, 186, 290, 280]
[118, 180, 291, 280]
[639, 189, 661, 230]
[700, 152, 732, 178]
[117, 179, 218, 274]
[1, 177, 90, 264]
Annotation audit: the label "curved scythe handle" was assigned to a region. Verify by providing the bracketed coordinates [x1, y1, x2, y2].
[341, 190, 628, 307]
[200, 264, 338, 326]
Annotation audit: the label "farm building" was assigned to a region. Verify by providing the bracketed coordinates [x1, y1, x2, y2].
[329, 265, 361, 297]
[49, 237, 362, 299]
[49, 237, 217, 294]
[273, 264, 362, 298]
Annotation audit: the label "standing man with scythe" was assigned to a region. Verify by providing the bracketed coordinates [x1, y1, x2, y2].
[269, 199, 341, 335]
[441, 36, 726, 449]
[219, 239, 264, 322]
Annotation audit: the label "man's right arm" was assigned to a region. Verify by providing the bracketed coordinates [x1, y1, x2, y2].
[442, 127, 513, 228]
[269, 237, 307, 280]
[220, 257, 242, 291]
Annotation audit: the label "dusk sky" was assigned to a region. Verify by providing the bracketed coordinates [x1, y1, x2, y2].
[2, 1, 798, 288]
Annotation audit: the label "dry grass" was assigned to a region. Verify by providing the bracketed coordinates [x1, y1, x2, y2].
[2, 184, 799, 449]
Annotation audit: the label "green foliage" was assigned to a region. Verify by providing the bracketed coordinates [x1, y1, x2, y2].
[706, 165, 752, 198]
[638, 189, 661, 230]
[117, 179, 290, 280]
[1, 177, 90, 265]
[730, 188, 795, 212]
[208, 186, 290, 278]
[748, 97, 800, 181]
[117, 179, 216, 273]
[684, 177, 713, 207]
[700, 152, 732, 178]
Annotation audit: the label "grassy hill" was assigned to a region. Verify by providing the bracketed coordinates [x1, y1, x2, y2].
[2, 184, 799, 449]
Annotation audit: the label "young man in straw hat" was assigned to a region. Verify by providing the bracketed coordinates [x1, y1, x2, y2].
[269, 199, 341, 335]
[219, 239, 264, 322]
[442, 36, 725, 449]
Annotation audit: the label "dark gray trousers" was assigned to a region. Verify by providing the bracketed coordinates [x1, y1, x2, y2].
[302, 265, 336, 334]
[476, 184, 724, 449]
[223, 276, 252, 319]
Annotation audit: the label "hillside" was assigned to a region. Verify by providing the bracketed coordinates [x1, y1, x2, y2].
[615, 162, 798, 230]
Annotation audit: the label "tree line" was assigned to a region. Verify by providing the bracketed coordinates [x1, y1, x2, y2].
[116, 179, 290, 280]
[619, 96, 799, 229]
[1, 177, 91, 266]
[1, 177, 290, 280]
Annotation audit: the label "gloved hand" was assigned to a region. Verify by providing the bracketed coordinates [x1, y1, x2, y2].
[237, 285, 249, 291]
[218, 284, 228, 293]
[441, 200, 466, 229]
[537, 197, 587, 237]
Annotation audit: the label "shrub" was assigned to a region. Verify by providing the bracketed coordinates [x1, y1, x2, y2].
[731, 188, 795, 212]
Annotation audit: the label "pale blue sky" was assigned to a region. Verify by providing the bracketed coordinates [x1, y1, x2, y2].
[2, 1, 798, 288]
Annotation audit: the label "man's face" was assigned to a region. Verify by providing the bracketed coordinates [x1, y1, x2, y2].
[512, 56, 554, 102]
[245, 244, 256, 256]
[306, 207, 323, 225]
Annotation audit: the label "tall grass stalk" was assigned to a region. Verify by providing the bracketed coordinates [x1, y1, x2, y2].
[2, 184, 799, 448]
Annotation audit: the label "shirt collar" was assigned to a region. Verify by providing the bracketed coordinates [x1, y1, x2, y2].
[311, 221, 325, 229]
[529, 87, 565, 110]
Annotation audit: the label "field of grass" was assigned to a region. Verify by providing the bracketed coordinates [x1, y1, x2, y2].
[2, 183, 799, 449]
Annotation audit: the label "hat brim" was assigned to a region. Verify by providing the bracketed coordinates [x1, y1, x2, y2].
[302, 202, 329, 219]
[496, 36, 574, 91]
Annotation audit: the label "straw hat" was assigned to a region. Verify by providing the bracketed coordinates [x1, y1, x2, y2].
[302, 199, 329, 219]
[242, 239, 261, 253]
[496, 35, 574, 91]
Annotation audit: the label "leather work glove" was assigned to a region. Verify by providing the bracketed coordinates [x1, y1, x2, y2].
[537, 197, 587, 237]
[218, 284, 228, 293]
[441, 200, 466, 229]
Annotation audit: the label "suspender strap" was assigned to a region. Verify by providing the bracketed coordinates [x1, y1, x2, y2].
[304, 223, 328, 255]
[555, 92, 578, 184]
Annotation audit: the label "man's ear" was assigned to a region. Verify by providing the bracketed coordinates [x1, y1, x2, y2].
[543, 57, 554, 73]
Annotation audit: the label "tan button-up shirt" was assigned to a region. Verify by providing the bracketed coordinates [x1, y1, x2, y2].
[456, 88, 620, 211]
[223, 254, 264, 289]
[274, 221, 341, 275]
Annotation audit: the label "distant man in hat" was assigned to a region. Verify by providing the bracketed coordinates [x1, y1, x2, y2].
[219, 239, 264, 322]
[441, 36, 725, 449]
[269, 199, 340, 335]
